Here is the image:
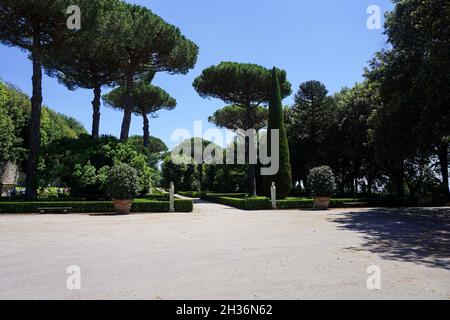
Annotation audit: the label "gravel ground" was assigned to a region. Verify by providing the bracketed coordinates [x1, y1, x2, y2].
[0, 201, 449, 300]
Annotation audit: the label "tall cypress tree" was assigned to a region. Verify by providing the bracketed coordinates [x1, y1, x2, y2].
[193, 62, 292, 196]
[263, 67, 292, 198]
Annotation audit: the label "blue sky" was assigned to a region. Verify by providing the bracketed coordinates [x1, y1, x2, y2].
[0, 0, 393, 149]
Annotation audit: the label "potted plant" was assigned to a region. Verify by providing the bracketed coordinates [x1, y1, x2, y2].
[308, 166, 336, 210]
[107, 164, 140, 215]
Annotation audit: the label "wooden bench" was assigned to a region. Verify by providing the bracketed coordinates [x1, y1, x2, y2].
[38, 207, 72, 214]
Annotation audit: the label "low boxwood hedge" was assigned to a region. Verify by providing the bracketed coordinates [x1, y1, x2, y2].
[139, 195, 170, 201]
[201, 194, 370, 210]
[205, 193, 248, 198]
[0, 199, 193, 214]
[178, 191, 207, 198]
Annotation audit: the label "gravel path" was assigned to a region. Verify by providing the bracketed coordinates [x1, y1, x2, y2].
[0, 201, 449, 300]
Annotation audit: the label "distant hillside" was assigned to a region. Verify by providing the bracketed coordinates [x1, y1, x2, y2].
[0, 80, 86, 165]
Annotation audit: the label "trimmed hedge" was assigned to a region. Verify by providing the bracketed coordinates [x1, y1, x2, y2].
[277, 198, 313, 209]
[178, 191, 207, 198]
[201, 194, 370, 211]
[140, 195, 171, 201]
[0, 199, 193, 214]
[202, 195, 270, 210]
[203, 193, 248, 198]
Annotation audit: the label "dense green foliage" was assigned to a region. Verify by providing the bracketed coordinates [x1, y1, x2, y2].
[262, 68, 292, 198]
[40, 135, 155, 199]
[161, 154, 201, 192]
[178, 191, 207, 198]
[307, 166, 337, 197]
[193, 62, 291, 104]
[364, 0, 450, 197]
[285, 8, 449, 200]
[161, 138, 249, 193]
[0, 81, 86, 167]
[103, 81, 177, 147]
[193, 62, 292, 196]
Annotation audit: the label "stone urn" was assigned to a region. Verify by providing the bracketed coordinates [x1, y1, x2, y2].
[112, 199, 133, 215]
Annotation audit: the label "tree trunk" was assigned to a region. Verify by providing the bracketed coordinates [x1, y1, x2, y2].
[438, 142, 449, 196]
[142, 113, 150, 147]
[121, 110, 132, 141]
[25, 50, 43, 200]
[91, 85, 101, 138]
[245, 105, 257, 196]
[120, 73, 134, 141]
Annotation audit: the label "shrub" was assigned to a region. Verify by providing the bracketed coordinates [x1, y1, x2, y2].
[133, 199, 193, 213]
[160, 155, 201, 192]
[0, 201, 114, 214]
[107, 164, 140, 200]
[0, 199, 193, 214]
[201, 193, 371, 210]
[174, 199, 194, 212]
[178, 191, 207, 198]
[307, 166, 336, 197]
[72, 162, 109, 199]
[246, 197, 271, 210]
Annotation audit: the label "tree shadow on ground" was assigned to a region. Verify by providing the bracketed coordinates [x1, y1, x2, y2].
[331, 208, 450, 270]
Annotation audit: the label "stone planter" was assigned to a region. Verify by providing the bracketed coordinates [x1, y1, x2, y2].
[112, 199, 133, 215]
[313, 197, 331, 210]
